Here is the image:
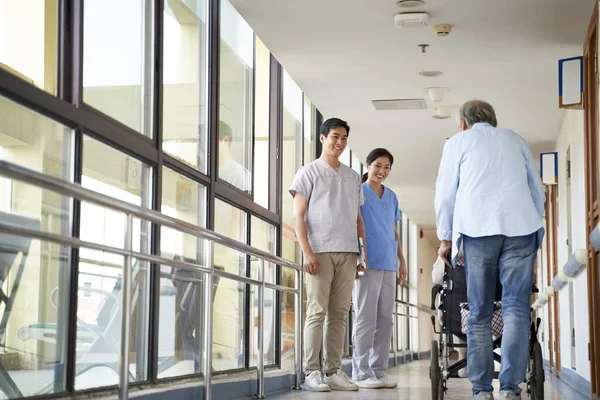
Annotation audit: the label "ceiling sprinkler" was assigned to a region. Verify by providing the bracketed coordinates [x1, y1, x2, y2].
[419, 44, 429, 53]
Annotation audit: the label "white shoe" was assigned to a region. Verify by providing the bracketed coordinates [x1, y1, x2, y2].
[302, 371, 330, 392]
[379, 375, 398, 388]
[324, 370, 359, 391]
[356, 377, 385, 389]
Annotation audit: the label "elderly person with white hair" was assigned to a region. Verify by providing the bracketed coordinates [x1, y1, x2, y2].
[435, 100, 546, 400]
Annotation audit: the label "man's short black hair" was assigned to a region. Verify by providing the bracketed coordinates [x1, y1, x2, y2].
[320, 118, 350, 137]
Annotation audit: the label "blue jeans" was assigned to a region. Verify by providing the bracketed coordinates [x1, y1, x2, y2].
[463, 233, 539, 395]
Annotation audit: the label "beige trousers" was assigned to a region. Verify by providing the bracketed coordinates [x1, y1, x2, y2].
[304, 252, 357, 373]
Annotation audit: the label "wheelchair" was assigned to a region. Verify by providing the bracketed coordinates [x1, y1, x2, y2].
[429, 256, 545, 399]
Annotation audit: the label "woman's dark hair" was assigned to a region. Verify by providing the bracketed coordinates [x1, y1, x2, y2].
[362, 148, 394, 183]
[320, 118, 350, 137]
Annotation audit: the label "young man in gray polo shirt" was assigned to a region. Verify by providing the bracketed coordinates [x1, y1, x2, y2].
[290, 117, 367, 392]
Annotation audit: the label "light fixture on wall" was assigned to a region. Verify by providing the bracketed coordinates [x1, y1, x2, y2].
[426, 87, 449, 102]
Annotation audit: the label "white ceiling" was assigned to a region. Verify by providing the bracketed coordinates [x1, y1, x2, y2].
[231, 0, 596, 228]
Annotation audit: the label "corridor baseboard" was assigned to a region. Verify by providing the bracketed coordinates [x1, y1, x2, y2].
[561, 367, 592, 399]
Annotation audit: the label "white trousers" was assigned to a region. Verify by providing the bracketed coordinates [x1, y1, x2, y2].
[351, 269, 396, 381]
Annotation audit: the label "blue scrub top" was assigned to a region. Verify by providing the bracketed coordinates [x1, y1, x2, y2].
[361, 183, 400, 271]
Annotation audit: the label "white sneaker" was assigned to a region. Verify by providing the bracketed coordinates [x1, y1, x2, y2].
[356, 377, 385, 389]
[379, 375, 398, 388]
[302, 371, 330, 392]
[324, 370, 359, 391]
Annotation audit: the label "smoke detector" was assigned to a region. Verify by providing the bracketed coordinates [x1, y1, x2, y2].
[396, 0, 425, 7]
[394, 12, 430, 28]
[434, 24, 452, 36]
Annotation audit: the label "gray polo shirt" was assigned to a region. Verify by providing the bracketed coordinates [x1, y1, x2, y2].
[289, 159, 364, 254]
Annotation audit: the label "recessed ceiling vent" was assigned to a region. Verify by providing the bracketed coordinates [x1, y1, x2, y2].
[372, 98, 427, 111]
[394, 12, 430, 28]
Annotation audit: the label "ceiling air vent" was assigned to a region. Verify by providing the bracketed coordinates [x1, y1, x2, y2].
[372, 98, 427, 111]
[394, 12, 430, 28]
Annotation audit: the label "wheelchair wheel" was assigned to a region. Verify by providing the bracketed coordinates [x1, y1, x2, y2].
[430, 340, 443, 399]
[530, 341, 544, 400]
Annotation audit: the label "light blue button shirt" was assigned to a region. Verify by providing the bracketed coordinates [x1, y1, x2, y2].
[361, 183, 400, 271]
[435, 122, 546, 262]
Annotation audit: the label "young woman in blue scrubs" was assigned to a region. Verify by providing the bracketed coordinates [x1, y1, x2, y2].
[352, 148, 407, 389]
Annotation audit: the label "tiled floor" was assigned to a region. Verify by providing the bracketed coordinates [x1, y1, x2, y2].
[271, 360, 566, 399]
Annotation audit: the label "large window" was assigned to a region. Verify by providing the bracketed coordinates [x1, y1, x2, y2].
[83, 0, 154, 136]
[303, 96, 315, 166]
[218, 0, 253, 193]
[0, 0, 57, 94]
[213, 199, 247, 370]
[78, 137, 152, 389]
[0, 0, 330, 396]
[280, 71, 303, 370]
[254, 36, 270, 209]
[162, 0, 209, 172]
[158, 167, 207, 377]
[0, 95, 73, 396]
[249, 216, 276, 367]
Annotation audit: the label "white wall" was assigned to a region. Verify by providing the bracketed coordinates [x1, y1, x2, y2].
[408, 222, 420, 353]
[416, 230, 438, 354]
[404, 219, 439, 355]
[540, 109, 590, 380]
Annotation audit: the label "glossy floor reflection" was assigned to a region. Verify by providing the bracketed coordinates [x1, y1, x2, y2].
[272, 359, 566, 399]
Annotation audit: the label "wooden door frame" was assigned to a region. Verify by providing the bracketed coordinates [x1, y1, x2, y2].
[544, 190, 555, 368]
[584, 3, 600, 397]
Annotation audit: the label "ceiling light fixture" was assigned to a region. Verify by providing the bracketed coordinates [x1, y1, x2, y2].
[396, 0, 425, 7]
[419, 70, 442, 77]
[433, 105, 454, 119]
[426, 87, 449, 102]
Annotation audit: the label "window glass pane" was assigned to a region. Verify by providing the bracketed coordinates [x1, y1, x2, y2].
[351, 152, 361, 175]
[0, 96, 73, 181]
[213, 199, 247, 370]
[0, 0, 57, 94]
[212, 278, 245, 371]
[158, 264, 206, 379]
[78, 137, 152, 389]
[83, 0, 153, 136]
[249, 217, 276, 367]
[281, 288, 298, 371]
[158, 167, 207, 377]
[281, 70, 303, 371]
[162, 0, 208, 172]
[303, 96, 315, 165]
[0, 97, 72, 396]
[254, 36, 270, 209]
[218, 0, 253, 193]
[214, 199, 247, 277]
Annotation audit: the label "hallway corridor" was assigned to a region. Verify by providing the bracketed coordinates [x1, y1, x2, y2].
[271, 360, 580, 400]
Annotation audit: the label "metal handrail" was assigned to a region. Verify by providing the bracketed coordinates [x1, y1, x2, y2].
[391, 299, 419, 366]
[0, 161, 300, 272]
[395, 299, 418, 308]
[0, 160, 304, 400]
